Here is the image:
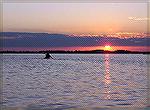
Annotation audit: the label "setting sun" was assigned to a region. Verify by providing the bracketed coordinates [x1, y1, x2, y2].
[104, 45, 112, 51]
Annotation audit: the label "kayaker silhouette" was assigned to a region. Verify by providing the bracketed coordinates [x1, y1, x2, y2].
[44, 53, 53, 59]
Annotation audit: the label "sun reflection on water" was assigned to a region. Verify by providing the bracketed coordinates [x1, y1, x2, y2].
[103, 54, 111, 100]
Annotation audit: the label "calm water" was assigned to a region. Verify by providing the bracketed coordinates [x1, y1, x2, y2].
[1, 54, 149, 110]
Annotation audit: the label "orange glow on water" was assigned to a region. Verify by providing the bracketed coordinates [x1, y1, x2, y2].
[104, 54, 111, 85]
[103, 54, 111, 100]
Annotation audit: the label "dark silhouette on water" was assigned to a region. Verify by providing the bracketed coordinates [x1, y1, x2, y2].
[44, 53, 53, 59]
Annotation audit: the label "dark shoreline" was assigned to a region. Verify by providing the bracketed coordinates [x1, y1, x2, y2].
[0, 50, 150, 54]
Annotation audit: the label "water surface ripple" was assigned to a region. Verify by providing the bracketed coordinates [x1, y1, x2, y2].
[2, 54, 149, 110]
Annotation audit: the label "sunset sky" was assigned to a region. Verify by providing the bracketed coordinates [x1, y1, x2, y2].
[3, 2, 148, 34]
[1, 2, 150, 51]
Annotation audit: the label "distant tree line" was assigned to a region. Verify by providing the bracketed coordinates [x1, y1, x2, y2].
[0, 50, 150, 54]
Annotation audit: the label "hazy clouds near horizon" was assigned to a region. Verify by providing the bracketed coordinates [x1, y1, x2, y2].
[1, 32, 149, 48]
